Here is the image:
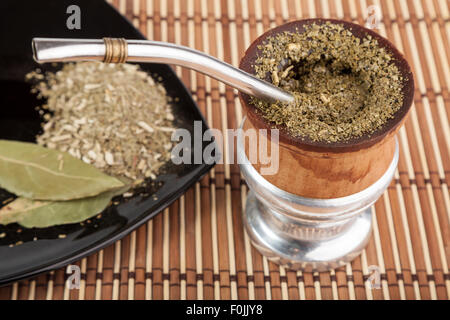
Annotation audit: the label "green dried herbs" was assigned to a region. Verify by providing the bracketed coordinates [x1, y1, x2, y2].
[28, 62, 175, 181]
[0, 62, 177, 229]
[252, 22, 404, 143]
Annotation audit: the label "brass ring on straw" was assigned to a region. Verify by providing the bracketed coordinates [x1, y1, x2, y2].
[103, 38, 128, 63]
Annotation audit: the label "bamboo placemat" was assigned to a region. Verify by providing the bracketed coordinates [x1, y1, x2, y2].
[1, 0, 449, 300]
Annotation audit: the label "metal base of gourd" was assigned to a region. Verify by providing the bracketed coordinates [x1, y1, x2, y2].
[237, 118, 399, 272]
[244, 191, 372, 272]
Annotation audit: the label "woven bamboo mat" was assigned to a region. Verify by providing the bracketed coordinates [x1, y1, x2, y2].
[1, 0, 449, 300]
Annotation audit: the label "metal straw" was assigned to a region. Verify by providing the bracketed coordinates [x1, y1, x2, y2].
[32, 37, 294, 103]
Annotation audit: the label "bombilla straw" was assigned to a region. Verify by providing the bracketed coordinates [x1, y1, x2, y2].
[31, 37, 294, 104]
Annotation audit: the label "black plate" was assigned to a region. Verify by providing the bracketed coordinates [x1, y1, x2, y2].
[0, 0, 214, 285]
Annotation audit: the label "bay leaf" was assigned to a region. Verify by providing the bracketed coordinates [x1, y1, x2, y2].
[0, 140, 124, 200]
[0, 184, 130, 228]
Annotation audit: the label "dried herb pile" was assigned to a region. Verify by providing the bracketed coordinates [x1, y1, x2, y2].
[252, 22, 404, 143]
[0, 63, 177, 229]
[28, 62, 175, 181]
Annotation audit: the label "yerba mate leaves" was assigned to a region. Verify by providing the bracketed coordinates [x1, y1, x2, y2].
[30, 62, 175, 182]
[0, 140, 124, 201]
[0, 184, 130, 228]
[253, 23, 404, 143]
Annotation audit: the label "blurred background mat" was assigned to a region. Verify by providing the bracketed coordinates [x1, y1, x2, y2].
[0, 0, 449, 300]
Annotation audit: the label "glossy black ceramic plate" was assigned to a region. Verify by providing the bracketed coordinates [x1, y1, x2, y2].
[0, 0, 214, 285]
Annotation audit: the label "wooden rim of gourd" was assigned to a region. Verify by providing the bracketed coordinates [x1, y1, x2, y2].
[239, 18, 415, 153]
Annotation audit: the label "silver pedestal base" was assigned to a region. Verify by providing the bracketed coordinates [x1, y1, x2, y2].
[244, 190, 373, 272]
